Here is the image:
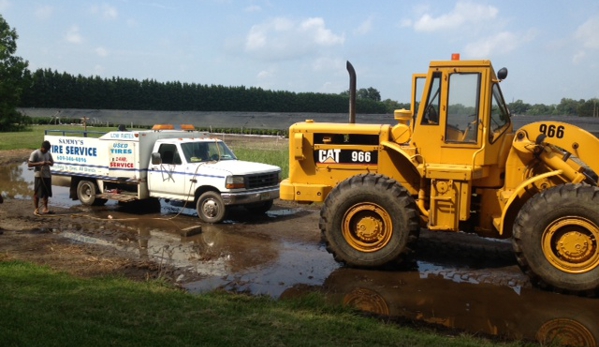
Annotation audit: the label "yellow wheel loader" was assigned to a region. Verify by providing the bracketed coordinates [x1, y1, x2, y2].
[281, 56, 599, 296]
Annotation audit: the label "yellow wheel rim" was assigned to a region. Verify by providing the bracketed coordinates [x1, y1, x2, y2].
[542, 216, 599, 274]
[343, 288, 390, 316]
[536, 318, 596, 347]
[342, 202, 393, 253]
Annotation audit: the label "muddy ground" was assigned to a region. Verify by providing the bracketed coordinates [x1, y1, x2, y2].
[0, 144, 518, 289]
[3, 142, 599, 345]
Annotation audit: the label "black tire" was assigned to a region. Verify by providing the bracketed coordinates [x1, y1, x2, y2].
[319, 174, 420, 268]
[196, 191, 226, 223]
[513, 184, 599, 295]
[244, 200, 274, 214]
[76, 180, 106, 206]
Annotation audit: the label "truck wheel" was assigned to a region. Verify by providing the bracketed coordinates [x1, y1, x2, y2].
[244, 200, 273, 214]
[77, 180, 106, 206]
[196, 191, 225, 223]
[513, 184, 599, 295]
[319, 174, 420, 268]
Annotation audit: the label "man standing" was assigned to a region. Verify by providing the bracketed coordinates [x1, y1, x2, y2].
[28, 140, 54, 215]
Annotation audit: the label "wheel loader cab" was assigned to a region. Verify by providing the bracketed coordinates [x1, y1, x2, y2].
[409, 60, 513, 231]
[411, 60, 511, 166]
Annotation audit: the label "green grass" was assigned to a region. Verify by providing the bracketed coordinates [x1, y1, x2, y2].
[233, 146, 289, 178]
[0, 125, 115, 150]
[0, 261, 531, 347]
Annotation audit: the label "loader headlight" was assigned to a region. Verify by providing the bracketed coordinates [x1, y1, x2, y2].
[225, 175, 245, 189]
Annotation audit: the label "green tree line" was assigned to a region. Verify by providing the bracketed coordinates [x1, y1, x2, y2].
[508, 98, 599, 117]
[19, 68, 388, 114]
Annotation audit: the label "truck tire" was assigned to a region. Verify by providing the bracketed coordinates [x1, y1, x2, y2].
[319, 174, 420, 268]
[244, 200, 273, 214]
[513, 184, 599, 295]
[196, 191, 225, 223]
[77, 180, 106, 206]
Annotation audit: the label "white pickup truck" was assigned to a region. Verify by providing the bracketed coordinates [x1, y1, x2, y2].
[44, 124, 281, 223]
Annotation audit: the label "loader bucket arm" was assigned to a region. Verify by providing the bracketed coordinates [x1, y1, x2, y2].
[496, 121, 599, 236]
[515, 121, 599, 180]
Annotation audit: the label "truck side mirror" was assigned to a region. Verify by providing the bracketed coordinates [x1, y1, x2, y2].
[151, 152, 162, 165]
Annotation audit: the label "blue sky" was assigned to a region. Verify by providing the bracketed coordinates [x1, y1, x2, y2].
[2, 0, 599, 105]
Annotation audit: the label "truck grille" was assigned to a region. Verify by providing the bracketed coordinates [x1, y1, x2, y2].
[246, 172, 279, 189]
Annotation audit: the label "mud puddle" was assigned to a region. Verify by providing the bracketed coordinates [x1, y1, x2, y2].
[2, 162, 599, 346]
[282, 267, 599, 347]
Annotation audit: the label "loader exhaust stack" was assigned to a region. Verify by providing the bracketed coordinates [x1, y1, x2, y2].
[347, 61, 356, 124]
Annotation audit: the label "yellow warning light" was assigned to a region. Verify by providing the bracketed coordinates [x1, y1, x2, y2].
[152, 124, 175, 130]
[180, 124, 196, 131]
[451, 53, 460, 61]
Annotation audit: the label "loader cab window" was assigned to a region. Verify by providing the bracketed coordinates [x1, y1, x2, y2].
[157, 144, 182, 165]
[412, 75, 426, 125]
[489, 83, 511, 143]
[421, 72, 441, 125]
[445, 73, 480, 143]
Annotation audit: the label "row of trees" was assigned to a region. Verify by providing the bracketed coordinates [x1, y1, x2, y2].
[19, 68, 388, 115]
[509, 98, 599, 117]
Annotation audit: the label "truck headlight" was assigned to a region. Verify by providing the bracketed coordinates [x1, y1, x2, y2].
[226, 175, 245, 189]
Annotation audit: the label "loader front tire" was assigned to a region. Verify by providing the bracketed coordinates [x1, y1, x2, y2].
[513, 184, 599, 295]
[319, 174, 419, 268]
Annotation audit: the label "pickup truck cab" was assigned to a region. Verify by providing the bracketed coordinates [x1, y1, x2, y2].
[45, 124, 281, 223]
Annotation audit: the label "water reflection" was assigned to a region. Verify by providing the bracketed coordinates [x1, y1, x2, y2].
[281, 268, 599, 347]
[0, 162, 31, 199]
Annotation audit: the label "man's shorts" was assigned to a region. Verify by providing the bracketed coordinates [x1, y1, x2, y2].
[34, 177, 52, 199]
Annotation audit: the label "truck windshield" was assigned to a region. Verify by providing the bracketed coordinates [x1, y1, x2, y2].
[181, 141, 237, 163]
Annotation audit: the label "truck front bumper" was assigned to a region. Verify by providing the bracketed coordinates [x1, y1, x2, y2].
[221, 186, 279, 205]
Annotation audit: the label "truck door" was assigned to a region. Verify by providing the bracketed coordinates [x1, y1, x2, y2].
[147, 143, 187, 197]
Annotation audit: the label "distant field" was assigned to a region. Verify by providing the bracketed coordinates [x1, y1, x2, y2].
[19, 108, 599, 133]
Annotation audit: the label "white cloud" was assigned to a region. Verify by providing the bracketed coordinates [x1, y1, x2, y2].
[91, 3, 118, 20]
[35, 5, 53, 19]
[412, 2, 498, 32]
[257, 69, 274, 79]
[354, 16, 374, 36]
[575, 15, 599, 49]
[255, 67, 278, 90]
[464, 29, 536, 57]
[245, 17, 344, 61]
[95, 47, 108, 57]
[65, 25, 83, 44]
[245, 5, 261, 13]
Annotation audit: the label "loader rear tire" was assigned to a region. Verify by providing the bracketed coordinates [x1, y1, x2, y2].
[513, 184, 599, 295]
[319, 174, 419, 268]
